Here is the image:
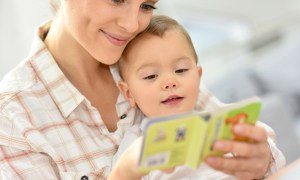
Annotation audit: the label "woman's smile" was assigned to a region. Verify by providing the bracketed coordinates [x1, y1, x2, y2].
[101, 30, 130, 46]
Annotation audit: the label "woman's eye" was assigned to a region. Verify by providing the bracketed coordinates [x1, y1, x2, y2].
[143, 74, 158, 80]
[175, 69, 189, 74]
[111, 0, 125, 5]
[140, 3, 157, 11]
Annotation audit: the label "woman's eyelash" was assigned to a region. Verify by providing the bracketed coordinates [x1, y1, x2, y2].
[141, 4, 157, 10]
[110, 0, 156, 10]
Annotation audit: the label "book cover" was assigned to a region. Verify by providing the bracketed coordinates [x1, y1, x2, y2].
[138, 96, 262, 172]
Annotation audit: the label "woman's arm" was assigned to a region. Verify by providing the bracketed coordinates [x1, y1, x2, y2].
[0, 114, 107, 180]
[0, 145, 61, 179]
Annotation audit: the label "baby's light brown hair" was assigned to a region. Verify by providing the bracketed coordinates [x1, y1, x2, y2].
[118, 15, 198, 80]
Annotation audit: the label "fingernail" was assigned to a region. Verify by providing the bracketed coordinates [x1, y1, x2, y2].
[234, 124, 244, 133]
[206, 157, 217, 165]
[214, 142, 224, 150]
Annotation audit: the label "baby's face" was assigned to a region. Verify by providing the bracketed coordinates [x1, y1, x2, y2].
[120, 29, 202, 118]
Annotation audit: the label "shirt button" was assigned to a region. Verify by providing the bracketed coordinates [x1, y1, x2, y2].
[120, 114, 127, 119]
[81, 175, 88, 180]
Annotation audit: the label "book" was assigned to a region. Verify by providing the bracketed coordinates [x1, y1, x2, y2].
[138, 96, 262, 173]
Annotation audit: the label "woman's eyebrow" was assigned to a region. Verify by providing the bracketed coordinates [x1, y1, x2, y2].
[147, 0, 159, 3]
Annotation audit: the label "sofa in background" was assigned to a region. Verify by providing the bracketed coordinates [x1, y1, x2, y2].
[207, 30, 300, 164]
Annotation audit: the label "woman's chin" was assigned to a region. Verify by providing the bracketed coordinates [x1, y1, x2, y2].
[93, 54, 122, 65]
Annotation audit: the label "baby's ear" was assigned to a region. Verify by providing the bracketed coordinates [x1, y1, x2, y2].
[197, 66, 202, 78]
[118, 81, 136, 107]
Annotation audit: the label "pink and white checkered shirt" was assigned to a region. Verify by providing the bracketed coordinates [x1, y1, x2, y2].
[0, 22, 285, 180]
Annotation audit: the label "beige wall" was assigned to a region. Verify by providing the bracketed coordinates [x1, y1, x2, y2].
[0, 0, 53, 79]
[159, 0, 300, 27]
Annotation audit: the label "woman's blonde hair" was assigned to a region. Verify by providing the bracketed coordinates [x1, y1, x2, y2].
[48, 0, 61, 12]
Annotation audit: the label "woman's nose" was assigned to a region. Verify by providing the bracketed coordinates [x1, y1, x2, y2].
[117, 8, 139, 33]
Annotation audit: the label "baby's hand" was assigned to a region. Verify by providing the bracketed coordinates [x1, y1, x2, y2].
[205, 123, 271, 179]
[109, 137, 146, 180]
[109, 137, 175, 180]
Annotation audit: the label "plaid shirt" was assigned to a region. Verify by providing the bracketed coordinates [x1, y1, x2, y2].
[0, 22, 285, 180]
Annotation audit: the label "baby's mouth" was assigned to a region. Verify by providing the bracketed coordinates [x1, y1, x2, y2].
[161, 96, 184, 104]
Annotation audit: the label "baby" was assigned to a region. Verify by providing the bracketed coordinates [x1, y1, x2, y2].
[113, 15, 279, 179]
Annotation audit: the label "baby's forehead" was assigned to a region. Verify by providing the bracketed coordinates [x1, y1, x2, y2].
[125, 28, 181, 52]
[122, 33, 155, 59]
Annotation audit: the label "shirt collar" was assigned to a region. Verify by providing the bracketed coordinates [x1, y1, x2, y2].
[29, 21, 85, 118]
[110, 63, 132, 116]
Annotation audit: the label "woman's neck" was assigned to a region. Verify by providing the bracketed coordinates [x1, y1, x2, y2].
[44, 18, 106, 86]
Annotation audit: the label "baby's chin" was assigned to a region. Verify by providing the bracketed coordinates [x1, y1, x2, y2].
[146, 109, 193, 119]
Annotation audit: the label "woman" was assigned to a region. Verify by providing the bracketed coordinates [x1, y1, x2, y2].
[0, 0, 285, 179]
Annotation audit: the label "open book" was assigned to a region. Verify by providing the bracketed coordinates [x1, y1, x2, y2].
[138, 96, 262, 172]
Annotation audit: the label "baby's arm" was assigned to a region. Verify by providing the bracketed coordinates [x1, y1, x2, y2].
[109, 137, 146, 180]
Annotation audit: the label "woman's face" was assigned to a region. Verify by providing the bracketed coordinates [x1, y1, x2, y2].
[61, 0, 158, 64]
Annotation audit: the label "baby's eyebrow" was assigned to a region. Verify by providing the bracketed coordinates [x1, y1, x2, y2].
[136, 62, 158, 72]
[135, 56, 194, 73]
[172, 56, 195, 65]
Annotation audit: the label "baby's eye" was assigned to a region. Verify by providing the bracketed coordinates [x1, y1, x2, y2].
[143, 74, 158, 80]
[140, 3, 157, 11]
[175, 69, 189, 74]
[111, 0, 125, 5]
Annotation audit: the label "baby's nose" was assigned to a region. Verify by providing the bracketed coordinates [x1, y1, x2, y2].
[163, 79, 177, 90]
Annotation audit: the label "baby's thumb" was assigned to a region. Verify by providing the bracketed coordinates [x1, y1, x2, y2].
[161, 167, 176, 174]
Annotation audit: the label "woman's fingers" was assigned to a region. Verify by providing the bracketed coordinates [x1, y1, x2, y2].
[232, 123, 268, 142]
[213, 139, 268, 157]
[206, 155, 264, 172]
[205, 123, 272, 180]
[206, 155, 269, 179]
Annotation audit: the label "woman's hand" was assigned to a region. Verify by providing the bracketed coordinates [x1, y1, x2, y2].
[205, 123, 272, 179]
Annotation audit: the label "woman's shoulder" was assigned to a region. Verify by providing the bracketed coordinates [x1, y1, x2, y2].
[0, 57, 37, 107]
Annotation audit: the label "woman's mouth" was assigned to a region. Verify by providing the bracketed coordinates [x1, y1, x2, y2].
[101, 30, 130, 46]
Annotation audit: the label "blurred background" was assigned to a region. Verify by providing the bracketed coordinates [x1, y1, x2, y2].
[1, 0, 300, 165]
